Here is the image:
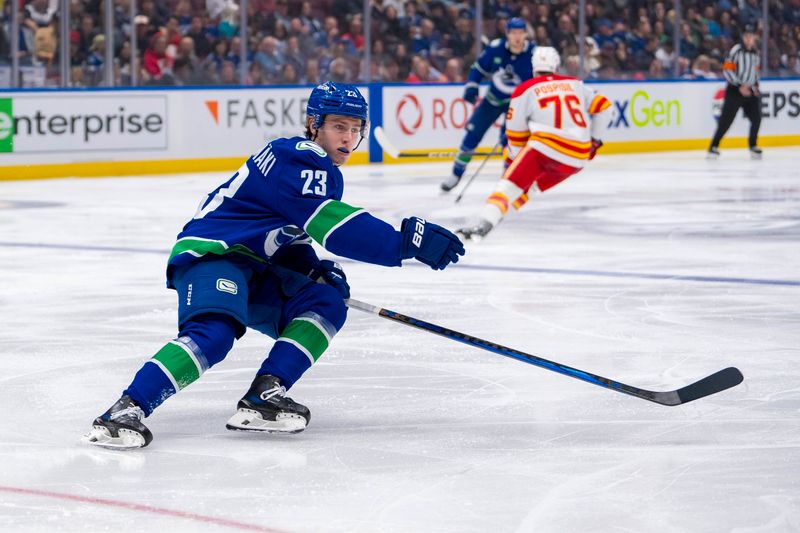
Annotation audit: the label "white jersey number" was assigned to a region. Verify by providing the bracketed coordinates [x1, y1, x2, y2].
[301, 169, 327, 196]
[194, 162, 250, 219]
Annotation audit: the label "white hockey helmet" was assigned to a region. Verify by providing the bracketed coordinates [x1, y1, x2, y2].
[532, 46, 561, 73]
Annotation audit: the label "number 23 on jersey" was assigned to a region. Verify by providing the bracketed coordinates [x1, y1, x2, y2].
[301, 169, 327, 196]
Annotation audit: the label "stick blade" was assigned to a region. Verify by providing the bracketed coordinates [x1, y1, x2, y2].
[373, 127, 400, 158]
[652, 367, 744, 406]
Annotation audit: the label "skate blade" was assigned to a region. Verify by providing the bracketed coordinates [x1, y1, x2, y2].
[225, 409, 307, 434]
[82, 426, 147, 450]
[750, 153, 762, 160]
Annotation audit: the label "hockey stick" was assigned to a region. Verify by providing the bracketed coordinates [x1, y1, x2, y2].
[454, 139, 503, 204]
[374, 126, 503, 159]
[346, 298, 744, 406]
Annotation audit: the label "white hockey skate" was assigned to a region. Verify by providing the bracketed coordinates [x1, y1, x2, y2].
[440, 173, 462, 193]
[457, 219, 494, 242]
[82, 396, 153, 450]
[226, 375, 310, 434]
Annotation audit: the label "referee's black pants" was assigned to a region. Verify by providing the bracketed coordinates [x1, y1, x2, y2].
[710, 84, 762, 149]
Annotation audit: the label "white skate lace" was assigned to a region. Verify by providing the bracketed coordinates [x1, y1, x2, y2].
[260, 385, 287, 401]
[111, 405, 145, 422]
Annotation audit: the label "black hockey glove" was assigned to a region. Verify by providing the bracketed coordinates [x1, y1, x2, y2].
[463, 85, 479, 104]
[313, 260, 350, 299]
[400, 217, 465, 270]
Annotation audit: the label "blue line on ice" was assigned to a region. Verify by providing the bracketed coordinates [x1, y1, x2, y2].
[5, 240, 799, 287]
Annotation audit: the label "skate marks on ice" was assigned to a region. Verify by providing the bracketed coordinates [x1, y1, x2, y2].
[0, 149, 799, 532]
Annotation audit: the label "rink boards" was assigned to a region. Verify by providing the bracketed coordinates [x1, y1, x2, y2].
[0, 79, 798, 179]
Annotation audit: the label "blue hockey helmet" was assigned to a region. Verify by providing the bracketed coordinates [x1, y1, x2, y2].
[507, 17, 526, 31]
[306, 81, 368, 134]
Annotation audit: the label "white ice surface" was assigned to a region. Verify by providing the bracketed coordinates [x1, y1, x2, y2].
[1, 148, 799, 532]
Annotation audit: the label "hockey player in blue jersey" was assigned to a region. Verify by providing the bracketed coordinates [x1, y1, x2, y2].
[440, 17, 534, 193]
[83, 82, 465, 449]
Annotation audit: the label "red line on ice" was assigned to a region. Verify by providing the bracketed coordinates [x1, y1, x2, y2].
[0, 485, 288, 532]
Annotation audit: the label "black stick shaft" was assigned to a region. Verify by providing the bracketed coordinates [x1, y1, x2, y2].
[346, 299, 743, 406]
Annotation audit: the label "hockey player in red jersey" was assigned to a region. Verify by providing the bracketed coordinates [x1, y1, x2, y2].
[457, 46, 613, 240]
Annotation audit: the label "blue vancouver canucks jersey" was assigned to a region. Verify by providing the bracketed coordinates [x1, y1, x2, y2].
[468, 39, 534, 107]
[166, 136, 402, 285]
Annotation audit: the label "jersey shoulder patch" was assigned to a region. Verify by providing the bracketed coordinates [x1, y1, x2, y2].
[489, 38, 503, 48]
[295, 140, 327, 158]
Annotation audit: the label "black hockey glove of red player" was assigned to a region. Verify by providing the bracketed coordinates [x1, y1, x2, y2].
[589, 138, 603, 160]
[400, 217, 466, 270]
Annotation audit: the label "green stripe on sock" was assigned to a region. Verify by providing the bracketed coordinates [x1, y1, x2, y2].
[456, 153, 472, 165]
[168, 237, 264, 263]
[279, 319, 330, 362]
[304, 200, 363, 245]
[152, 342, 201, 389]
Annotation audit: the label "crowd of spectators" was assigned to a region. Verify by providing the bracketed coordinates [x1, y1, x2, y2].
[1, 0, 798, 87]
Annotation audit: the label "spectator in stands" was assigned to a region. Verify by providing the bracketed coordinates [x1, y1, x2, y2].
[684, 54, 718, 79]
[447, 16, 475, 59]
[327, 57, 350, 83]
[406, 54, 446, 82]
[378, 57, 401, 81]
[679, 21, 700, 60]
[24, 0, 57, 31]
[186, 15, 211, 58]
[116, 40, 133, 86]
[739, 0, 762, 28]
[69, 30, 85, 69]
[143, 31, 174, 84]
[218, 59, 237, 84]
[443, 57, 464, 82]
[304, 57, 321, 85]
[84, 33, 105, 86]
[206, 37, 228, 72]
[299, 1, 321, 35]
[246, 62, 265, 85]
[140, 0, 165, 29]
[551, 13, 577, 53]
[175, 36, 201, 80]
[379, 5, 405, 47]
[12, 0, 799, 89]
[341, 14, 365, 52]
[280, 62, 300, 84]
[226, 36, 243, 67]
[284, 35, 305, 76]
[534, 25, 551, 47]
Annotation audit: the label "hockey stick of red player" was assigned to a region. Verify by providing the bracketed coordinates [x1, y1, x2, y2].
[345, 298, 744, 406]
[374, 127, 503, 159]
[454, 139, 503, 204]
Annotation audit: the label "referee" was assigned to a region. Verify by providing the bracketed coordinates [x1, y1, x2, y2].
[708, 24, 763, 160]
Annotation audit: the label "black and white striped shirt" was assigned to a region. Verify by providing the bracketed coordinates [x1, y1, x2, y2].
[723, 44, 760, 87]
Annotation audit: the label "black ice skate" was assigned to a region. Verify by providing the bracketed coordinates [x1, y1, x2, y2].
[440, 174, 462, 192]
[226, 374, 310, 434]
[749, 146, 763, 160]
[706, 146, 720, 160]
[457, 219, 494, 241]
[82, 396, 153, 450]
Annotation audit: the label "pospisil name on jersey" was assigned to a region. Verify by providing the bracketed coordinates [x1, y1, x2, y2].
[0, 95, 167, 153]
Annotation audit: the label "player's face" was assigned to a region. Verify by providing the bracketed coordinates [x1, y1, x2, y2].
[314, 115, 363, 166]
[507, 28, 526, 50]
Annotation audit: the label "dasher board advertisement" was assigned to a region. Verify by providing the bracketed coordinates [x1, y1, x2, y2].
[0, 93, 167, 153]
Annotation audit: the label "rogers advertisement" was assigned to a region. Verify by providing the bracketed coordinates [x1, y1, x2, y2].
[383, 85, 503, 152]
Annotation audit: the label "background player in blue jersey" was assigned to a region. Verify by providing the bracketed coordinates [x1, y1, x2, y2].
[83, 82, 465, 450]
[440, 17, 534, 192]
